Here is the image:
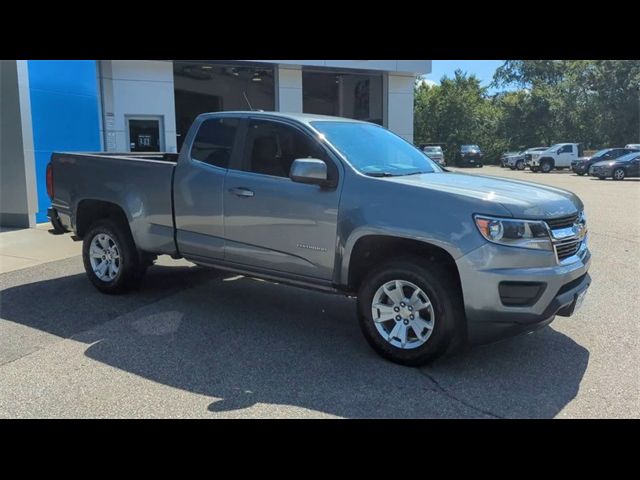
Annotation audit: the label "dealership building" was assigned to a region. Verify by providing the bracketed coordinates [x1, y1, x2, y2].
[1, 60, 431, 228]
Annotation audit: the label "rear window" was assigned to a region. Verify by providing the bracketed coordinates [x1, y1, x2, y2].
[191, 118, 239, 168]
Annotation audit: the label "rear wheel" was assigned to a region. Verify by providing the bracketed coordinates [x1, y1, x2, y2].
[357, 258, 462, 366]
[82, 219, 146, 294]
[613, 168, 625, 181]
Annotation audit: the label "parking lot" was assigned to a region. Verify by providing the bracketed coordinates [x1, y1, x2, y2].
[0, 166, 638, 418]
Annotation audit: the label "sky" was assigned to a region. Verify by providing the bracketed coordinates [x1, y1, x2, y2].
[424, 60, 505, 93]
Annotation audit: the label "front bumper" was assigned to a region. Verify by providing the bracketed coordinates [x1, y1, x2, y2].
[456, 242, 591, 345]
[572, 164, 589, 174]
[459, 156, 483, 166]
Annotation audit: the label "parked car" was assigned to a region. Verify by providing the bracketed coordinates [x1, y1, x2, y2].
[507, 147, 548, 170]
[500, 151, 520, 168]
[624, 144, 640, 150]
[458, 144, 484, 167]
[572, 148, 639, 176]
[529, 143, 583, 172]
[46, 112, 591, 366]
[422, 145, 446, 166]
[592, 151, 640, 180]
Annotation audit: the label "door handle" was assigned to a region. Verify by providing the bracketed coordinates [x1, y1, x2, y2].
[229, 187, 255, 198]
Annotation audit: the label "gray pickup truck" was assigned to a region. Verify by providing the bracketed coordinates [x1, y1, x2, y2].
[47, 111, 591, 365]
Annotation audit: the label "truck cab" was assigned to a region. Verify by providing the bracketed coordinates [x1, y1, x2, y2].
[529, 143, 583, 173]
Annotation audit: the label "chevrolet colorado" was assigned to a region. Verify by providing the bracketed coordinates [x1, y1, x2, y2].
[47, 112, 591, 365]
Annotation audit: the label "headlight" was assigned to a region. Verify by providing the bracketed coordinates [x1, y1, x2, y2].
[474, 215, 552, 251]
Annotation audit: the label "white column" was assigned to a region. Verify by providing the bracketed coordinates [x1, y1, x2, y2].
[0, 60, 38, 228]
[276, 65, 302, 113]
[386, 73, 415, 143]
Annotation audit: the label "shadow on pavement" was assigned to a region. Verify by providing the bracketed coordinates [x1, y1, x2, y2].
[0, 263, 589, 418]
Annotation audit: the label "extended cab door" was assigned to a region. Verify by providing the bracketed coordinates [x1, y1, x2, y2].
[173, 116, 243, 260]
[223, 118, 341, 281]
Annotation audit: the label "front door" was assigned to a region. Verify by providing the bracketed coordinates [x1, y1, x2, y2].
[223, 118, 341, 280]
[127, 117, 163, 152]
[556, 144, 575, 166]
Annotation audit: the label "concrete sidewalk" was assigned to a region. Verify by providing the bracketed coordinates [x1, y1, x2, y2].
[0, 224, 81, 274]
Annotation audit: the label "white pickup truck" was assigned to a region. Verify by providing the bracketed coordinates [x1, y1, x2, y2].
[529, 143, 583, 173]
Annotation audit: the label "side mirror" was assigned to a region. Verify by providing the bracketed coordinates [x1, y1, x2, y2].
[290, 158, 328, 186]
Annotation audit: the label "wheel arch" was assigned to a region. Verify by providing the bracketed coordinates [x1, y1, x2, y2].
[75, 199, 131, 239]
[342, 233, 462, 294]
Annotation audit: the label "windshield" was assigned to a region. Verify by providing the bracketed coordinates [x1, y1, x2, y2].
[424, 147, 442, 153]
[547, 144, 563, 151]
[591, 149, 611, 159]
[312, 122, 442, 176]
[461, 145, 480, 151]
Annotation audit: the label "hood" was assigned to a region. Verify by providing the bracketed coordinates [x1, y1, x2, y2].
[576, 156, 591, 162]
[382, 172, 583, 219]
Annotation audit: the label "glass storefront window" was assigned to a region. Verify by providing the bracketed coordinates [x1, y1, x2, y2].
[173, 61, 275, 150]
[302, 71, 383, 125]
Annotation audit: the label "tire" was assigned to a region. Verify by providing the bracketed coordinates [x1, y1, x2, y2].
[356, 258, 463, 366]
[613, 168, 625, 181]
[82, 218, 146, 294]
[49, 212, 67, 234]
[516, 160, 525, 171]
[541, 160, 553, 173]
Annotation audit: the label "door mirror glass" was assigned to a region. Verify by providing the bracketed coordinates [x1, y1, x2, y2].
[290, 158, 328, 185]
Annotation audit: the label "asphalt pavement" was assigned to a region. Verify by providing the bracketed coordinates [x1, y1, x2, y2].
[0, 166, 638, 418]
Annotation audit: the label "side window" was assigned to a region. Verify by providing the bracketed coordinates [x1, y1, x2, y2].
[558, 145, 572, 154]
[244, 120, 328, 178]
[191, 118, 239, 168]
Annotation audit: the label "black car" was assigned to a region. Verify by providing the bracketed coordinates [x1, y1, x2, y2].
[591, 152, 640, 180]
[458, 144, 483, 167]
[572, 148, 639, 176]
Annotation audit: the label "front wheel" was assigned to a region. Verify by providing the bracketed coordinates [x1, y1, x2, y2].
[613, 168, 625, 181]
[357, 259, 462, 366]
[82, 219, 146, 294]
[541, 161, 553, 173]
[516, 160, 525, 170]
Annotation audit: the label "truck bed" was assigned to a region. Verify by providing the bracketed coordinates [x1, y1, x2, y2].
[49, 151, 178, 256]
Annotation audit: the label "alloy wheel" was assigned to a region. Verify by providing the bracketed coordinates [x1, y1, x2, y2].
[89, 233, 121, 281]
[371, 279, 435, 349]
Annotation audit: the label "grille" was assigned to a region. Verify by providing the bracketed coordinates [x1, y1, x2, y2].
[554, 238, 581, 261]
[546, 213, 579, 230]
[525, 154, 532, 161]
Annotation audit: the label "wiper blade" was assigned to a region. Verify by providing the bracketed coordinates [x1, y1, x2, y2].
[364, 172, 398, 177]
[402, 171, 430, 176]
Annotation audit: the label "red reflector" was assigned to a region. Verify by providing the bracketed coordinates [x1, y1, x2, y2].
[46, 163, 54, 199]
